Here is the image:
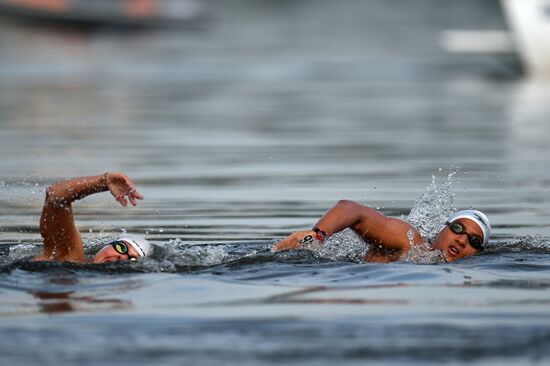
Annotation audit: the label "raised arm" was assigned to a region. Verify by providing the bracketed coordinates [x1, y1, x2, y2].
[36, 172, 143, 262]
[272, 200, 423, 253]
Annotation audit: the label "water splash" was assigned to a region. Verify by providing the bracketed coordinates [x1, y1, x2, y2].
[400, 241, 446, 264]
[406, 172, 456, 242]
[163, 238, 230, 266]
[317, 229, 368, 262]
[4, 234, 550, 273]
[8, 242, 41, 260]
[83, 233, 116, 250]
[493, 235, 550, 254]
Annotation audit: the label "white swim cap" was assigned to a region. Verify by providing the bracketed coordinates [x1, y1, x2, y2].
[116, 234, 152, 257]
[447, 210, 491, 246]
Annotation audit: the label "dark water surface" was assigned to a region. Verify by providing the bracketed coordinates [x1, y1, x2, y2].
[1, 0, 550, 365]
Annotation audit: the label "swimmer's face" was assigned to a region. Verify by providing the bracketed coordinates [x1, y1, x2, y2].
[92, 242, 142, 264]
[432, 218, 483, 262]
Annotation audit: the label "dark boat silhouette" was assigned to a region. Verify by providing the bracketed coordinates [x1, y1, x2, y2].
[0, 0, 206, 27]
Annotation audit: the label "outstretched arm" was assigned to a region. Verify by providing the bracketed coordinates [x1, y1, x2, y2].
[272, 200, 422, 252]
[36, 172, 143, 262]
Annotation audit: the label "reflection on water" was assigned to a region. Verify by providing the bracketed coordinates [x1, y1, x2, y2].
[0, 269, 137, 315]
[32, 290, 131, 314]
[1, 0, 550, 365]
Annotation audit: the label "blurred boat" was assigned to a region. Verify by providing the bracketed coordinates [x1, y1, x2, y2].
[501, 0, 550, 77]
[0, 0, 206, 27]
[441, 0, 550, 78]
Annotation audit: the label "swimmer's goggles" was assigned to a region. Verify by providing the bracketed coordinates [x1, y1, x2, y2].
[111, 240, 139, 261]
[446, 222, 484, 251]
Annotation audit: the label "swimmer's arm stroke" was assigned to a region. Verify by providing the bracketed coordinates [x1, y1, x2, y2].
[273, 200, 423, 252]
[36, 172, 143, 262]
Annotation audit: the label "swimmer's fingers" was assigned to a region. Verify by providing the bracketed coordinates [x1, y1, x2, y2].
[128, 192, 137, 206]
[127, 189, 143, 206]
[273, 237, 300, 252]
[131, 189, 144, 201]
[272, 230, 313, 252]
[116, 194, 128, 207]
[272, 240, 297, 252]
[115, 190, 142, 207]
[106, 172, 143, 207]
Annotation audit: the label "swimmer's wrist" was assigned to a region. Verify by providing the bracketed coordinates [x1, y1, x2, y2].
[313, 227, 328, 242]
[100, 172, 109, 191]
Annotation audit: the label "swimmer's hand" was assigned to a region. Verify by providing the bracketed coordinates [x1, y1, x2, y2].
[106, 172, 144, 207]
[272, 230, 321, 252]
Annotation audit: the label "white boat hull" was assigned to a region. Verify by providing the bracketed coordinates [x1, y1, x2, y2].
[501, 0, 550, 77]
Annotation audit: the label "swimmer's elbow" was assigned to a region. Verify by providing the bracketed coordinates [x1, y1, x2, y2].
[44, 185, 67, 208]
[334, 200, 365, 223]
[336, 199, 364, 211]
[335, 199, 380, 225]
[336, 199, 355, 208]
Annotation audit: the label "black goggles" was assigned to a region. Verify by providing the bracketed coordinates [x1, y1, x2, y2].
[446, 222, 484, 251]
[111, 240, 139, 261]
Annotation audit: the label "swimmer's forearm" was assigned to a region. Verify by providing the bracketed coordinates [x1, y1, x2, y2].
[312, 200, 366, 237]
[273, 201, 366, 252]
[45, 173, 108, 207]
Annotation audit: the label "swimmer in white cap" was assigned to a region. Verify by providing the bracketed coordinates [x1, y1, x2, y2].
[273, 200, 491, 263]
[34, 172, 151, 263]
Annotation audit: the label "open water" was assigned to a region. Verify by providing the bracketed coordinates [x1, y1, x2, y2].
[1, 0, 550, 365]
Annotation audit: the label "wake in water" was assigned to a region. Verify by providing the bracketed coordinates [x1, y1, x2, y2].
[2, 172, 550, 272]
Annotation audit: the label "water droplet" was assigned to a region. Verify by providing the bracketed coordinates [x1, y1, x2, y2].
[407, 229, 415, 244]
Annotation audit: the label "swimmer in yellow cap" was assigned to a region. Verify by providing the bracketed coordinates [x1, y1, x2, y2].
[272, 200, 491, 263]
[34, 172, 151, 263]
